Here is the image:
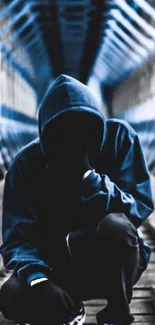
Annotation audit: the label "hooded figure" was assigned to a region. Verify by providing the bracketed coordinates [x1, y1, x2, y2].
[0, 75, 154, 325]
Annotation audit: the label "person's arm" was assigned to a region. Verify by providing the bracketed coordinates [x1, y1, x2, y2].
[0, 162, 52, 286]
[81, 122, 154, 228]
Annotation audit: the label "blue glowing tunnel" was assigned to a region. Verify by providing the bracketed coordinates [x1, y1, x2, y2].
[0, 0, 155, 178]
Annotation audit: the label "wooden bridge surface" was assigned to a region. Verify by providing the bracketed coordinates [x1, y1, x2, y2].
[0, 179, 154, 324]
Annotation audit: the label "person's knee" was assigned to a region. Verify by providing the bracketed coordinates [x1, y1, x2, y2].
[0, 273, 22, 302]
[0, 274, 23, 319]
[96, 213, 138, 248]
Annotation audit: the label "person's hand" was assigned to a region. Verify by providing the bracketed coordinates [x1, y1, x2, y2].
[29, 279, 77, 323]
[82, 149, 93, 175]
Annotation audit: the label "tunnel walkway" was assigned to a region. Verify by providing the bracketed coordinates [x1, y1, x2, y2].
[0, 183, 154, 325]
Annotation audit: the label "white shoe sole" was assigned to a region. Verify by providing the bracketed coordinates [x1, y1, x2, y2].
[70, 311, 86, 325]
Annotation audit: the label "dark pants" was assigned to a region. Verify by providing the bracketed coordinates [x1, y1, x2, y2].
[0, 213, 146, 325]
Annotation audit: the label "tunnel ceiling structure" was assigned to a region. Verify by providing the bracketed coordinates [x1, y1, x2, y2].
[1, 0, 155, 176]
[1, 0, 155, 100]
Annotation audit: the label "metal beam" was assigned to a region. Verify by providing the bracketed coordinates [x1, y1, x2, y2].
[106, 19, 148, 58]
[0, 6, 32, 38]
[104, 29, 142, 63]
[80, 0, 107, 83]
[110, 9, 155, 51]
[1, 14, 39, 48]
[0, 0, 20, 19]
[115, 0, 155, 39]
[134, 0, 155, 20]
[0, 45, 37, 90]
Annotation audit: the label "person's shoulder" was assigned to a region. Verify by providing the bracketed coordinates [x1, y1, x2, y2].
[103, 118, 138, 154]
[13, 137, 41, 161]
[106, 118, 137, 137]
[9, 137, 44, 173]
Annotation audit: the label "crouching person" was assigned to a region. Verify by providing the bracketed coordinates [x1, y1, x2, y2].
[0, 75, 154, 325]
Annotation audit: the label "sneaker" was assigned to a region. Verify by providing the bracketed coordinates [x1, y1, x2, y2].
[69, 303, 86, 325]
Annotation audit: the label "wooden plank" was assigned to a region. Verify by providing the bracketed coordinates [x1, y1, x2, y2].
[130, 298, 155, 314]
[143, 239, 155, 245]
[133, 289, 152, 299]
[145, 219, 155, 240]
[140, 225, 149, 233]
[134, 273, 155, 288]
[84, 290, 152, 302]
[133, 323, 155, 325]
[151, 286, 155, 308]
[133, 315, 155, 322]
[146, 263, 155, 272]
[85, 299, 154, 315]
[149, 246, 155, 251]
[150, 252, 155, 262]
[84, 300, 106, 307]
[143, 232, 153, 240]
[86, 314, 155, 324]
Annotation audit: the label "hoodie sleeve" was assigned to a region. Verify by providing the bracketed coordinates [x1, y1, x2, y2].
[0, 162, 52, 286]
[81, 123, 154, 228]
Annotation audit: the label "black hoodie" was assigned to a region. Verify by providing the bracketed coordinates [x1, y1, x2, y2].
[38, 74, 105, 160]
[0, 74, 154, 285]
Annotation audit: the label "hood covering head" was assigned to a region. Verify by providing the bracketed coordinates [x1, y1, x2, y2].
[38, 74, 106, 160]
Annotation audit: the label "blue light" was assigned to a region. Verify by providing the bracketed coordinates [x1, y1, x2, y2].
[115, 0, 155, 40]
[109, 9, 155, 51]
[106, 20, 148, 58]
[0, 0, 19, 19]
[134, 0, 155, 21]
